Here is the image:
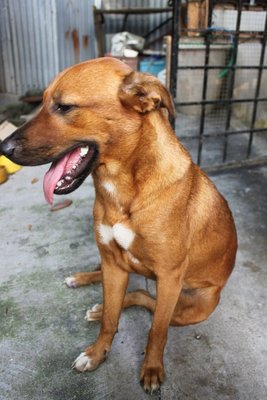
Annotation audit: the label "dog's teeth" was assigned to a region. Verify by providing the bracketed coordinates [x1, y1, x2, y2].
[65, 175, 72, 182]
[56, 179, 64, 188]
[80, 146, 89, 157]
[72, 165, 77, 170]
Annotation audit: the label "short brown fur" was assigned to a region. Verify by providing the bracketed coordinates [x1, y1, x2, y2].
[0, 58, 237, 393]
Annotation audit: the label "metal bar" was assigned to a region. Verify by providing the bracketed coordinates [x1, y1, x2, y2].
[121, 13, 129, 31]
[144, 17, 172, 39]
[168, 0, 267, 171]
[223, 0, 242, 162]
[170, 0, 180, 128]
[197, 0, 214, 165]
[179, 127, 267, 140]
[175, 97, 267, 106]
[247, 12, 267, 158]
[94, 8, 172, 15]
[176, 65, 267, 70]
[181, 29, 266, 36]
[164, 35, 172, 90]
[204, 156, 267, 173]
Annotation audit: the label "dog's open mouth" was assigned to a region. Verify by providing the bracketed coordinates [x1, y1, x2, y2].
[43, 144, 98, 204]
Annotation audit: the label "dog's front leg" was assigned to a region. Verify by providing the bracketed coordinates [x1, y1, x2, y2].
[73, 261, 129, 372]
[141, 266, 185, 393]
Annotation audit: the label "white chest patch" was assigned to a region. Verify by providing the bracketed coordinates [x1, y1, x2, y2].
[102, 181, 117, 197]
[113, 223, 135, 250]
[98, 224, 114, 245]
[98, 222, 135, 250]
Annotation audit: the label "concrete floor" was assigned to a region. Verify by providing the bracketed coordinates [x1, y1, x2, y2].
[0, 160, 266, 399]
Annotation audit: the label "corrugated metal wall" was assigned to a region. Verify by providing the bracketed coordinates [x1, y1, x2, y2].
[0, 0, 170, 95]
[56, 0, 96, 71]
[0, 0, 96, 95]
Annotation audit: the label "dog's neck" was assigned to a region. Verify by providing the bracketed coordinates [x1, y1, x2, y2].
[136, 111, 191, 182]
[93, 111, 192, 212]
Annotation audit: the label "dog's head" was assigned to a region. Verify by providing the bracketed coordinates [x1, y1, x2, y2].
[0, 57, 175, 204]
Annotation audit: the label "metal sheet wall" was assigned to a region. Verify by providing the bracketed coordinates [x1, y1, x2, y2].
[0, 0, 96, 95]
[56, 0, 96, 71]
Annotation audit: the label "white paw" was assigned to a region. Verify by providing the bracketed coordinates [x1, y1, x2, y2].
[64, 276, 77, 288]
[85, 303, 102, 321]
[72, 352, 93, 372]
[151, 383, 160, 394]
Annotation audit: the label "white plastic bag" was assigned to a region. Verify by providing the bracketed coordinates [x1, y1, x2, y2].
[110, 32, 145, 57]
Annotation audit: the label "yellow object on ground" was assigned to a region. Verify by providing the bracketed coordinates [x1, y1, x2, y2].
[0, 165, 8, 184]
[0, 121, 22, 176]
[0, 155, 22, 174]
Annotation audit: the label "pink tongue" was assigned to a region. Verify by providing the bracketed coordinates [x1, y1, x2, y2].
[43, 148, 81, 204]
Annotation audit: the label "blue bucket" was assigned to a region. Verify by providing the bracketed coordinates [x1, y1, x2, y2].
[139, 57, 166, 76]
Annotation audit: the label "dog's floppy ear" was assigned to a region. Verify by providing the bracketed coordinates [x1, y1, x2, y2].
[119, 71, 176, 116]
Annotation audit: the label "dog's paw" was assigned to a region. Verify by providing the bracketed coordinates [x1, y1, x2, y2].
[64, 276, 78, 288]
[85, 303, 103, 321]
[72, 352, 95, 372]
[72, 344, 107, 372]
[140, 365, 164, 394]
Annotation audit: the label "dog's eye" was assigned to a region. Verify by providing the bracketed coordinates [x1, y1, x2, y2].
[55, 103, 74, 114]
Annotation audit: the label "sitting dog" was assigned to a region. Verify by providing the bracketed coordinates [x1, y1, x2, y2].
[0, 57, 237, 393]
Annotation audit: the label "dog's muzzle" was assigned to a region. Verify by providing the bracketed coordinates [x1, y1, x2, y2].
[43, 143, 99, 204]
[0, 137, 18, 157]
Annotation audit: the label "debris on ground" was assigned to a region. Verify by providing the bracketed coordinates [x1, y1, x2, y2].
[50, 199, 73, 212]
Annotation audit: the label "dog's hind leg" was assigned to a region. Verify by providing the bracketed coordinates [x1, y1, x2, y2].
[122, 290, 156, 311]
[65, 265, 102, 288]
[85, 287, 220, 326]
[123, 287, 221, 327]
[170, 286, 221, 326]
[85, 290, 155, 321]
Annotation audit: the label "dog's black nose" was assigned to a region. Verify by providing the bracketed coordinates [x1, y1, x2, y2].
[0, 137, 17, 157]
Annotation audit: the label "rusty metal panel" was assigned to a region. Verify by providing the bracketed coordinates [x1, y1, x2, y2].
[56, 0, 96, 71]
[0, 0, 95, 95]
[0, 0, 168, 95]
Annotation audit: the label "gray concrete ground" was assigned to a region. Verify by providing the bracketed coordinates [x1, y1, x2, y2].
[0, 159, 266, 399]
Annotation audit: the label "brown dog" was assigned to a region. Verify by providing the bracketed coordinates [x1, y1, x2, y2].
[0, 57, 237, 393]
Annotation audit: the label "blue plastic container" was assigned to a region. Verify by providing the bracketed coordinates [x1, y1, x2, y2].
[139, 57, 166, 76]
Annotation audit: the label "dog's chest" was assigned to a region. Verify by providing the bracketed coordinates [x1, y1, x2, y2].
[95, 179, 141, 268]
[97, 221, 142, 272]
[97, 180, 134, 245]
[98, 222, 135, 250]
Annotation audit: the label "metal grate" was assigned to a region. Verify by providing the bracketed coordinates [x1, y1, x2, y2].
[170, 0, 267, 171]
